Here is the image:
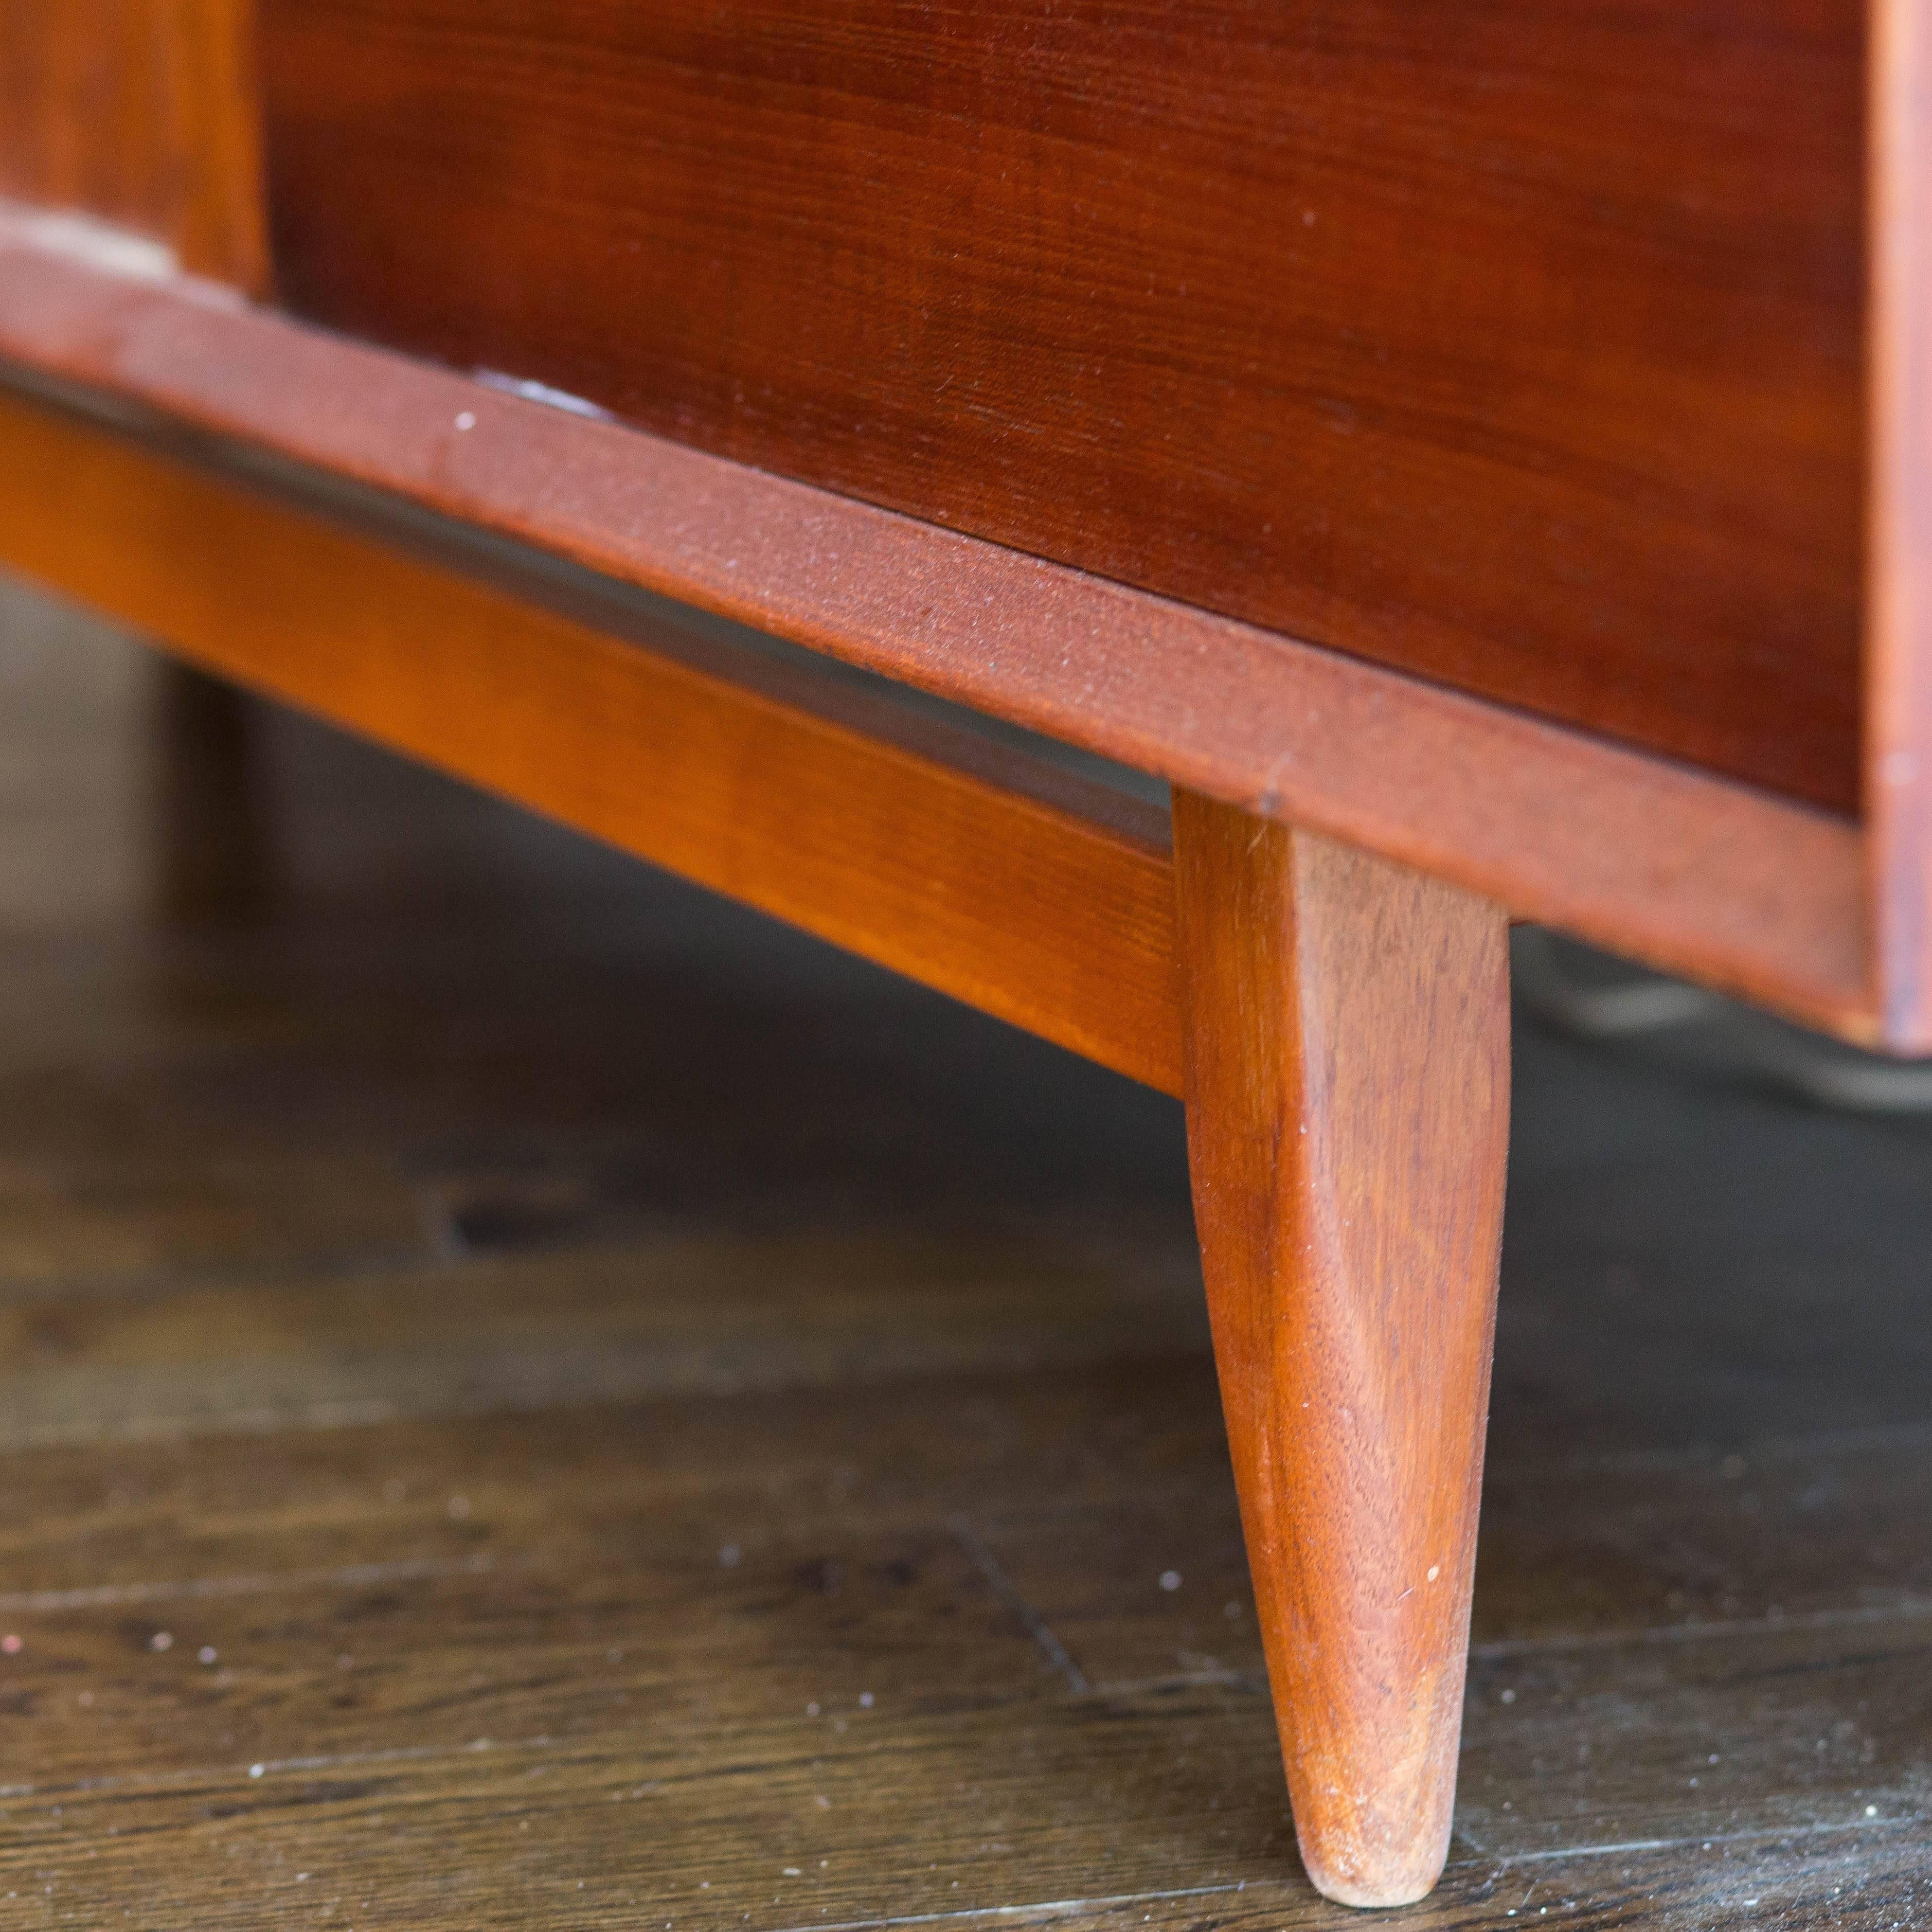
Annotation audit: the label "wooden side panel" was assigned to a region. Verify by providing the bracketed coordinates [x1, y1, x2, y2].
[0, 0, 266, 286]
[0, 230, 1876, 1042]
[0, 2, 173, 238]
[260, 0, 1866, 812]
[1869, 0, 1932, 1049]
[1174, 792, 1510, 1906]
[0, 387, 1183, 1092]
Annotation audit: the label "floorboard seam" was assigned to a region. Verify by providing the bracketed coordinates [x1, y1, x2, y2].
[1471, 1596, 1932, 1661]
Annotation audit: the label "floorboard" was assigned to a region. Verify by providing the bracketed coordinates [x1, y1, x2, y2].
[0, 578, 1928, 1927]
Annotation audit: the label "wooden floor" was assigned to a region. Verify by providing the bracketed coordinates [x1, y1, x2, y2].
[1, 579, 1930, 1930]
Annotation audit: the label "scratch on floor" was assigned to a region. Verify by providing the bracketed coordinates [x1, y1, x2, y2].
[0, 1396, 404, 1452]
[1452, 1813, 1921, 1871]
[0, 1551, 497, 1616]
[949, 1514, 1091, 1694]
[0, 1726, 563, 1804]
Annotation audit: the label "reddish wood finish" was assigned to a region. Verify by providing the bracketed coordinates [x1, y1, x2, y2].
[0, 2, 176, 240]
[0, 0, 266, 288]
[162, 0, 268, 287]
[1868, 0, 1932, 1050]
[257, 0, 1866, 813]
[0, 10, 1921, 1914]
[0, 226, 1876, 1045]
[0, 385, 1181, 1092]
[1173, 790, 1510, 1907]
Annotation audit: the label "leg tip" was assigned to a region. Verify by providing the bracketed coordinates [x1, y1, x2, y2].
[1304, 1870, 1442, 1911]
[1297, 1823, 1450, 1910]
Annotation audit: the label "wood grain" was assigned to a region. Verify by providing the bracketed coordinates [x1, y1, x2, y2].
[159, 0, 269, 286]
[1174, 794, 1511, 1906]
[0, 387, 1182, 1092]
[0, 0, 266, 287]
[0, 2, 176, 239]
[258, 0, 1866, 812]
[0, 229, 1877, 1045]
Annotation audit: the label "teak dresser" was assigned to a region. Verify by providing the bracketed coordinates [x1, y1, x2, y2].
[1, 1, 1926, 1908]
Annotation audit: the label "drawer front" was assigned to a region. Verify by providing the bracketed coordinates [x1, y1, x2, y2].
[260, 1, 1865, 812]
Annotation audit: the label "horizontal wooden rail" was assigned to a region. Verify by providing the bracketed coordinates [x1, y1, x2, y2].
[0, 385, 1185, 1094]
[0, 214, 1877, 1044]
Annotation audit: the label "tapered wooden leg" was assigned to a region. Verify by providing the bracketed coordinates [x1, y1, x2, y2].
[151, 657, 271, 925]
[1173, 792, 1510, 1909]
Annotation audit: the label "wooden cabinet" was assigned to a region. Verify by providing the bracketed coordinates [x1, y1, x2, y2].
[0, 0, 1925, 1906]
[256, 0, 1866, 812]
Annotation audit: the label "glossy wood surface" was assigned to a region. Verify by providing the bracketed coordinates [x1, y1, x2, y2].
[1174, 795, 1511, 1906]
[0, 0, 266, 285]
[0, 386, 1181, 1093]
[259, 0, 1867, 812]
[1868, 0, 1932, 1046]
[0, 227, 1877, 1046]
